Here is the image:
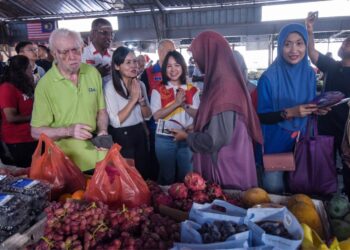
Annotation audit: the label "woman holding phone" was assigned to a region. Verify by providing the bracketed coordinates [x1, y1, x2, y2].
[257, 23, 328, 194]
[104, 46, 152, 179]
[151, 50, 200, 185]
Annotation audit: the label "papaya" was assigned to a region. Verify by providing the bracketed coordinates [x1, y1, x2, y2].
[287, 194, 315, 210]
[289, 201, 324, 239]
[242, 187, 270, 208]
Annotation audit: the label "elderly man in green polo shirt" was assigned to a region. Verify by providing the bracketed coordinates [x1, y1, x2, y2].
[31, 28, 109, 173]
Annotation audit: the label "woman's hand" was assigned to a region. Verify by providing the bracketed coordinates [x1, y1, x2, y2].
[285, 104, 318, 118]
[314, 107, 331, 116]
[185, 124, 194, 133]
[130, 79, 141, 104]
[171, 128, 188, 141]
[175, 89, 186, 107]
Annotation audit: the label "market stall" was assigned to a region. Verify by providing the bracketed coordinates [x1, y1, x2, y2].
[1, 143, 350, 250]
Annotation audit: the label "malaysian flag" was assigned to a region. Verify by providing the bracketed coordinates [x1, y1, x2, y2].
[27, 21, 55, 41]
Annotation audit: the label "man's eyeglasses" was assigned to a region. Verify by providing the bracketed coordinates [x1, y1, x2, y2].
[24, 48, 38, 53]
[95, 30, 114, 37]
[56, 47, 82, 57]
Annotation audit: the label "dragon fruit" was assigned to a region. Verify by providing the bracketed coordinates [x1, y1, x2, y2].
[173, 199, 193, 211]
[206, 182, 224, 199]
[182, 199, 194, 211]
[168, 183, 188, 199]
[184, 172, 206, 191]
[154, 193, 173, 207]
[146, 180, 163, 195]
[192, 191, 209, 203]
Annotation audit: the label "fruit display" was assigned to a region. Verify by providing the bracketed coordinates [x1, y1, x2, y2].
[28, 199, 180, 250]
[0, 176, 50, 243]
[0, 191, 31, 242]
[0, 177, 50, 214]
[197, 220, 248, 243]
[287, 194, 324, 239]
[257, 221, 293, 239]
[0, 170, 334, 249]
[148, 172, 229, 212]
[326, 194, 350, 241]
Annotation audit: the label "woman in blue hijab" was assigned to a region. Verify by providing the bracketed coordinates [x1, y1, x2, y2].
[257, 23, 325, 193]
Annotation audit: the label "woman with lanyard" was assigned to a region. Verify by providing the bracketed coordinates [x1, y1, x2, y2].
[151, 50, 200, 185]
[104, 46, 152, 179]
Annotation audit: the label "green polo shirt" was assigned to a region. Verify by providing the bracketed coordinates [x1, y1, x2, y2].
[31, 63, 107, 171]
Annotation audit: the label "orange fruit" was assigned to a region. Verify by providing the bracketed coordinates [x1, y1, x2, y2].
[71, 190, 85, 200]
[242, 187, 270, 208]
[59, 193, 72, 203]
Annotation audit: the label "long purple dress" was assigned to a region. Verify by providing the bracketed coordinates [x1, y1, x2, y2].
[192, 113, 257, 190]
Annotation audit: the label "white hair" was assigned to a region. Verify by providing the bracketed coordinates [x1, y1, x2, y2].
[49, 28, 83, 51]
[158, 39, 175, 50]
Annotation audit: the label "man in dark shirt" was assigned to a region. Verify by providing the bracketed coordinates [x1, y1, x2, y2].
[306, 12, 350, 197]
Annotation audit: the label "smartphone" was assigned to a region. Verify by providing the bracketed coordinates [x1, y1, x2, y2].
[309, 11, 318, 21]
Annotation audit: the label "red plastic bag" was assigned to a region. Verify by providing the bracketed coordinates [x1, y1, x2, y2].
[29, 134, 86, 200]
[84, 144, 151, 209]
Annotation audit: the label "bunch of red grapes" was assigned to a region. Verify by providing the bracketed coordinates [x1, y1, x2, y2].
[28, 199, 180, 250]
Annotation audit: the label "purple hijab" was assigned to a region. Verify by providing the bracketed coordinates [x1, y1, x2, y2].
[190, 31, 263, 144]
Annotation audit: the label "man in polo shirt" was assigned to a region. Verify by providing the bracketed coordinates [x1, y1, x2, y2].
[82, 18, 113, 87]
[31, 28, 109, 173]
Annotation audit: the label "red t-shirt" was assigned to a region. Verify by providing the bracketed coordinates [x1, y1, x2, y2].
[0, 82, 34, 144]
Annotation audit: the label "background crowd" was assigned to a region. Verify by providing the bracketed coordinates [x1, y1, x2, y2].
[1, 13, 350, 199]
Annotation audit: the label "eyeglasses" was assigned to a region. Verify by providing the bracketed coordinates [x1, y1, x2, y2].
[56, 47, 82, 57]
[95, 30, 114, 37]
[23, 48, 38, 53]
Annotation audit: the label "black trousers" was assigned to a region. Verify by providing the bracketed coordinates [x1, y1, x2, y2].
[6, 141, 38, 168]
[108, 123, 150, 180]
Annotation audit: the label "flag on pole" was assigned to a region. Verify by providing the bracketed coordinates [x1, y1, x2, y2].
[27, 21, 55, 41]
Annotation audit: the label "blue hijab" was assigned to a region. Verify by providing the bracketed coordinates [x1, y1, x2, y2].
[261, 23, 316, 131]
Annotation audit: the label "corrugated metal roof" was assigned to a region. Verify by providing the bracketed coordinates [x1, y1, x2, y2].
[0, 0, 313, 21]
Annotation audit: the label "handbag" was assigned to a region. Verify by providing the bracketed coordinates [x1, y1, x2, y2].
[263, 152, 296, 172]
[288, 116, 337, 195]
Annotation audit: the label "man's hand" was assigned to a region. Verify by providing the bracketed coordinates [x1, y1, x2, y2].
[305, 11, 318, 33]
[67, 124, 93, 140]
[97, 130, 108, 136]
[96, 64, 111, 77]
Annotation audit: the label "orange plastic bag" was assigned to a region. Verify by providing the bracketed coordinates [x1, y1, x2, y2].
[84, 144, 151, 209]
[29, 134, 86, 200]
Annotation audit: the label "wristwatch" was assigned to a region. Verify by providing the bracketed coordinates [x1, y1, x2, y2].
[280, 110, 289, 120]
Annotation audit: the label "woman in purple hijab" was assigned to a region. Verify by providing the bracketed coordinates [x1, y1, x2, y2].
[172, 31, 263, 190]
